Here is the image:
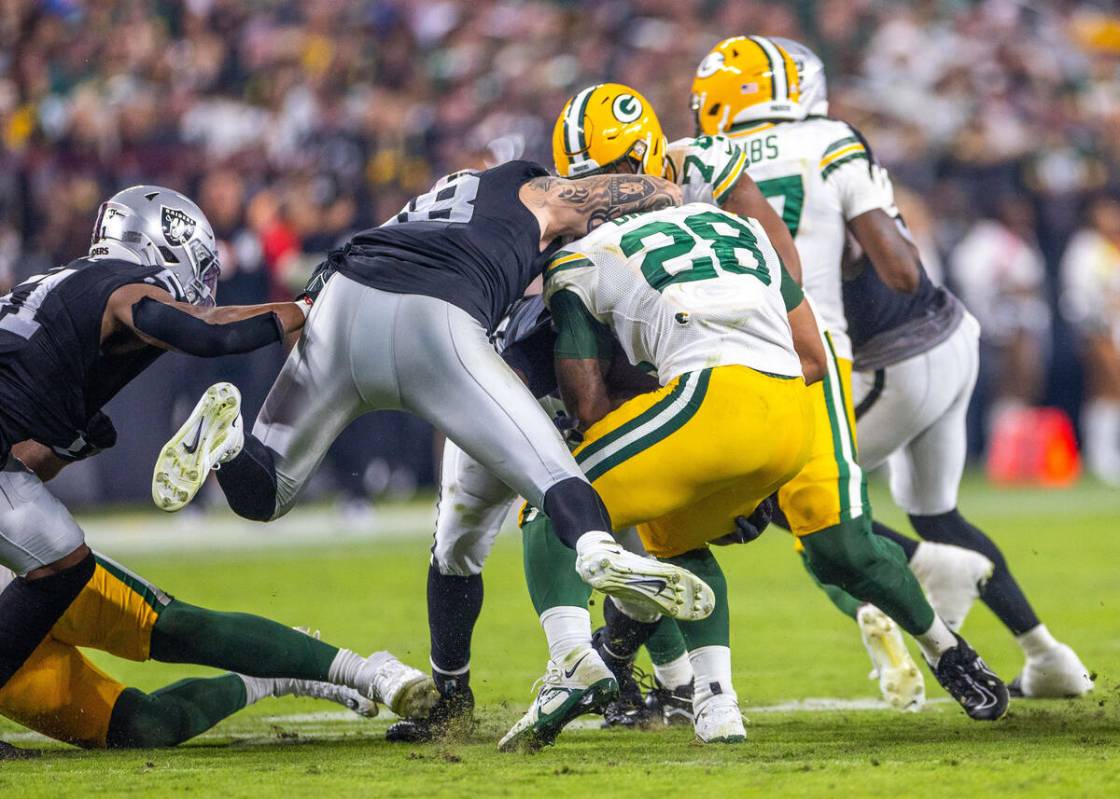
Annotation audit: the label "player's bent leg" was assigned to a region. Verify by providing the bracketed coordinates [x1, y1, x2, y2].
[801, 521, 1007, 720]
[0, 636, 126, 748]
[106, 677, 248, 748]
[0, 552, 95, 689]
[909, 510, 1092, 698]
[658, 549, 743, 744]
[793, 538, 926, 710]
[151, 600, 437, 718]
[380, 292, 608, 549]
[0, 455, 88, 577]
[106, 666, 378, 749]
[499, 510, 616, 752]
[158, 275, 371, 519]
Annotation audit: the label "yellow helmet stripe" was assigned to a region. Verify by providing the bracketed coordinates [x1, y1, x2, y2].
[748, 36, 788, 102]
[564, 84, 601, 165]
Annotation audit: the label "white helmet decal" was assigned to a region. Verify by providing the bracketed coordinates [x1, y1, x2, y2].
[696, 51, 726, 79]
[612, 93, 643, 124]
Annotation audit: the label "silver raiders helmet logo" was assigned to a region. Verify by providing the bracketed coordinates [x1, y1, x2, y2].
[161, 206, 196, 246]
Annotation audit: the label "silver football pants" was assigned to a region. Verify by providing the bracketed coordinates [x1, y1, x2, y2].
[852, 312, 981, 516]
[0, 455, 85, 576]
[253, 275, 584, 519]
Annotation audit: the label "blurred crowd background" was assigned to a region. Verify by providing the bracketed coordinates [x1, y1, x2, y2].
[2, 0, 1119, 508]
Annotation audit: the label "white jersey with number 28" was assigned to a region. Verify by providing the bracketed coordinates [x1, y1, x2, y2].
[543, 203, 803, 383]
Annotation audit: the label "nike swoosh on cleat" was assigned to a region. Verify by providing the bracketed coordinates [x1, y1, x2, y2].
[564, 653, 590, 679]
[625, 578, 668, 595]
[182, 421, 204, 455]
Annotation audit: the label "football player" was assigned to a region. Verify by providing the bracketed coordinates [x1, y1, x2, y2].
[781, 38, 1091, 698]
[153, 164, 719, 625]
[500, 200, 827, 748]
[554, 75, 1008, 726]
[0, 559, 392, 748]
[0, 186, 437, 748]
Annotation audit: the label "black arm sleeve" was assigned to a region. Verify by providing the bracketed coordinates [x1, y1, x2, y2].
[131, 297, 284, 357]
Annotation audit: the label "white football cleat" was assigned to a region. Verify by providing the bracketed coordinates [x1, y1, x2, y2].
[857, 605, 925, 712]
[908, 542, 994, 632]
[575, 532, 714, 621]
[498, 647, 617, 752]
[693, 694, 746, 744]
[152, 382, 244, 512]
[1013, 644, 1093, 698]
[362, 653, 440, 719]
[272, 678, 379, 717]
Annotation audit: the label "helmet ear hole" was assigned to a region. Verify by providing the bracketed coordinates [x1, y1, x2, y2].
[157, 245, 180, 264]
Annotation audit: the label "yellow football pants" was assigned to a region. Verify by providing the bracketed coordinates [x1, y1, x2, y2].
[0, 554, 169, 748]
[572, 365, 815, 558]
[780, 338, 868, 538]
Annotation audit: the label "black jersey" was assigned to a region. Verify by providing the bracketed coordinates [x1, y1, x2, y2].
[0, 258, 183, 459]
[495, 295, 557, 399]
[843, 255, 964, 371]
[336, 160, 558, 332]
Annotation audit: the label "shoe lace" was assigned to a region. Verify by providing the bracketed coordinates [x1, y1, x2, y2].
[530, 661, 564, 695]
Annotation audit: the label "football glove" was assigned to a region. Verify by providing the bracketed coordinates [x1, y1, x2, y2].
[711, 493, 776, 546]
[51, 411, 118, 462]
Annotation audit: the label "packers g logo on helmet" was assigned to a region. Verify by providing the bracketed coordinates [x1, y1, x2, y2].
[690, 35, 802, 137]
[612, 94, 643, 124]
[552, 83, 667, 179]
[695, 51, 725, 79]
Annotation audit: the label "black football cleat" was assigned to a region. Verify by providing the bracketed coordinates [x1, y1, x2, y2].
[926, 634, 1009, 721]
[645, 678, 695, 726]
[592, 627, 655, 728]
[385, 684, 475, 742]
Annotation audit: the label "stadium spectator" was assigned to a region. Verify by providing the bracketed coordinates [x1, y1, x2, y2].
[1061, 192, 1120, 484]
[950, 195, 1052, 442]
[3, 0, 1120, 497]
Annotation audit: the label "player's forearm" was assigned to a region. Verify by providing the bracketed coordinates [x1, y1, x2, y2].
[849, 209, 920, 293]
[197, 302, 306, 336]
[523, 175, 682, 241]
[723, 176, 804, 284]
[10, 440, 69, 482]
[788, 301, 826, 385]
[556, 357, 613, 429]
[131, 298, 297, 357]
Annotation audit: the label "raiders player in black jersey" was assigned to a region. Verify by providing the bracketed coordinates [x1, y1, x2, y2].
[0, 186, 438, 751]
[155, 161, 718, 626]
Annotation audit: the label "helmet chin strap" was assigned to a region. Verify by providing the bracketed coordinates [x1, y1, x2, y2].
[87, 239, 148, 265]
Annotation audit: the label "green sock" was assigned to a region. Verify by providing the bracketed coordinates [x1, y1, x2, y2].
[801, 518, 935, 635]
[798, 548, 863, 621]
[661, 548, 729, 650]
[150, 600, 339, 680]
[521, 510, 591, 615]
[645, 616, 689, 665]
[106, 675, 247, 748]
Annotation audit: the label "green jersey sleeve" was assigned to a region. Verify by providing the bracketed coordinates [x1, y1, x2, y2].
[550, 289, 613, 360]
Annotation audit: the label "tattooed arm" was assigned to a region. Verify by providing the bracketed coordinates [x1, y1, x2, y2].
[519, 174, 682, 249]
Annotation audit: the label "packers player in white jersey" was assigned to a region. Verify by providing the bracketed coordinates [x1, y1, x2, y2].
[550, 73, 1011, 726]
[782, 37, 1090, 699]
[500, 201, 826, 748]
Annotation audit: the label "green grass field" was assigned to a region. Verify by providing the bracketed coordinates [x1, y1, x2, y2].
[2, 475, 1118, 798]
